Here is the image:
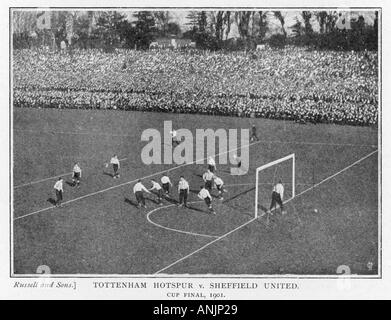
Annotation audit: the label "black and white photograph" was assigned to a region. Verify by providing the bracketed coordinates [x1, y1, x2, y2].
[2, 0, 390, 301]
[10, 6, 381, 277]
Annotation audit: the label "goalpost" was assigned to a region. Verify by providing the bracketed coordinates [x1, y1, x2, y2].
[254, 153, 295, 218]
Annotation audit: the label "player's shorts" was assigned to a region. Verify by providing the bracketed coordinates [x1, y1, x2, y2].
[205, 180, 213, 191]
[271, 191, 283, 210]
[272, 191, 282, 203]
[55, 190, 63, 201]
[204, 197, 211, 207]
[216, 184, 223, 191]
[113, 164, 119, 172]
[162, 183, 170, 193]
[73, 172, 80, 180]
[135, 191, 144, 203]
[179, 189, 188, 204]
[157, 189, 163, 198]
[179, 189, 188, 196]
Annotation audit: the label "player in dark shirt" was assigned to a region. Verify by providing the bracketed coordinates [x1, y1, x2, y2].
[250, 125, 259, 142]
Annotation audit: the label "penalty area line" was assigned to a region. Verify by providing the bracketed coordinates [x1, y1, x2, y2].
[154, 217, 258, 274]
[153, 149, 378, 274]
[14, 157, 128, 189]
[146, 201, 219, 239]
[14, 139, 265, 221]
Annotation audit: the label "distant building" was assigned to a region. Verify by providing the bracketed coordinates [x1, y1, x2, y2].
[150, 38, 194, 49]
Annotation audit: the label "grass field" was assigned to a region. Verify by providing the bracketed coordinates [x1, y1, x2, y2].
[12, 108, 379, 275]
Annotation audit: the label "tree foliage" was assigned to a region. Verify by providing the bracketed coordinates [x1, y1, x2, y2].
[133, 11, 156, 49]
[12, 10, 379, 51]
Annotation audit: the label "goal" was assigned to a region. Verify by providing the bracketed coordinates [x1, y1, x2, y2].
[254, 153, 295, 218]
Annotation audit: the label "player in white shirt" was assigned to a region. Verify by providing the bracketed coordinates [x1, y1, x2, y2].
[233, 154, 242, 169]
[110, 154, 120, 179]
[177, 176, 189, 207]
[198, 186, 215, 214]
[53, 177, 64, 207]
[150, 179, 164, 205]
[267, 180, 286, 215]
[160, 173, 173, 195]
[202, 169, 214, 191]
[170, 129, 179, 146]
[213, 176, 226, 200]
[207, 156, 216, 173]
[72, 162, 82, 187]
[133, 179, 151, 208]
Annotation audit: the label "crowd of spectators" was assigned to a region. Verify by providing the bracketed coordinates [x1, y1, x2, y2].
[13, 46, 378, 126]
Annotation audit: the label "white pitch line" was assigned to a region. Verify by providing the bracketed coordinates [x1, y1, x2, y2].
[14, 172, 73, 189]
[224, 182, 312, 187]
[146, 201, 219, 239]
[147, 182, 309, 238]
[154, 217, 258, 274]
[296, 149, 378, 195]
[15, 128, 377, 148]
[14, 157, 128, 189]
[153, 149, 378, 274]
[13, 134, 376, 190]
[13, 139, 266, 221]
[14, 129, 136, 138]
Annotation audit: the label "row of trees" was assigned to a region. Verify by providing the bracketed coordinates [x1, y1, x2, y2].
[13, 11, 177, 50]
[12, 10, 379, 51]
[183, 10, 378, 50]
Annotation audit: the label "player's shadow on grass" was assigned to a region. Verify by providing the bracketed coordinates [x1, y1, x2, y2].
[145, 197, 160, 205]
[220, 187, 256, 219]
[47, 198, 57, 206]
[258, 204, 268, 213]
[103, 171, 114, 178]
[210, 193, 221, 199]
[222, 186, 255, 204]
[124, 198, 139, 208]
[163, 195, 179, 205]
[65, 181, 74, 187]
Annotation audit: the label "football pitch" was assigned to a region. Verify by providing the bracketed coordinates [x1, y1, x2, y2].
[12, 108, 379, 275]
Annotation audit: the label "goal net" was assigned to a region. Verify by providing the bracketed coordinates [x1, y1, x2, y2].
[255, 153, 295, 218]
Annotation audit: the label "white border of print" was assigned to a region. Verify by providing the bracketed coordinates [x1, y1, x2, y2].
[1, 0, 390, 300]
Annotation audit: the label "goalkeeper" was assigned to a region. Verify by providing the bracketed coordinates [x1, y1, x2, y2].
[267, 180, 286, 215]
